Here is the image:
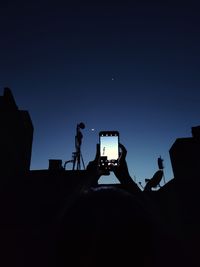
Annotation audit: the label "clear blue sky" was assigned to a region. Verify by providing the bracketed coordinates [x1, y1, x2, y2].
[0, 1, 200, 187]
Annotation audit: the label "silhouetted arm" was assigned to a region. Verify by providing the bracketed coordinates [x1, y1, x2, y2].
[56, 146, 102, 221]
[113, 144, 141, 193]
[86, 144, 105, 186]
[57, 144, 140, 222]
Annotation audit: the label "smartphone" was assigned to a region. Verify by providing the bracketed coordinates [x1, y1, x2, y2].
[99, 131, 119, 171]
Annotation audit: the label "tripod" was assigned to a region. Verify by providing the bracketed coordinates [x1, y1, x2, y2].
[64, 122, 86, 170]
[73, 122, 85, 170]
[64, 122, 85, 170]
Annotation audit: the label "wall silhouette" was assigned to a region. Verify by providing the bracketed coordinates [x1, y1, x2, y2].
[0, 88, 33, 178]
[170, 126, 200, 179]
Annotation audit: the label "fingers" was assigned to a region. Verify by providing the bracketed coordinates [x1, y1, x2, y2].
[86, 144, 100, 170]
[119, 143, 127, 160]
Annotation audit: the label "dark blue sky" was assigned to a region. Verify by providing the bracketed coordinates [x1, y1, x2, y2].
[1, 1, 200, 186]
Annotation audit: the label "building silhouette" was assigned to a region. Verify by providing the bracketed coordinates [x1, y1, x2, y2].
[170, 126, 200, 180]
[0, 88, 33, 178]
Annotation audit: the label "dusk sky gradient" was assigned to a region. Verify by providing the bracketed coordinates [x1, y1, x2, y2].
[1, 1, 200, 186]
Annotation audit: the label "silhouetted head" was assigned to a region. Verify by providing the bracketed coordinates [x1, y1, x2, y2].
[55, 186, 157, 267]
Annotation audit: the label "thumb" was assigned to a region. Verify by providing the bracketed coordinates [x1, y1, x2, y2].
[94, 143, 100, 162]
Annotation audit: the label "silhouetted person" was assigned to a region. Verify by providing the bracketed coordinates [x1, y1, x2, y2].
[52, 144, 165, 267]
[54, 186, 160, 267]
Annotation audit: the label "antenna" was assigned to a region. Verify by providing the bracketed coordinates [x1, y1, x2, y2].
[157, 156, 166, 184]
[144, 170, 163, 191]
[157, 156, 164, 170]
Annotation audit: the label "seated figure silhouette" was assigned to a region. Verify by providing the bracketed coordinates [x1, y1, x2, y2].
[53, 144, 163, 267]
[55, 187, 157, 267]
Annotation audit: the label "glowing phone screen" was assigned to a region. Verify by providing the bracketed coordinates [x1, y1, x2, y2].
[99, 131, 119, 169]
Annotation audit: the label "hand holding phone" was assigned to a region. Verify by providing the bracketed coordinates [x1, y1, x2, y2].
[99, 131, 119, 172]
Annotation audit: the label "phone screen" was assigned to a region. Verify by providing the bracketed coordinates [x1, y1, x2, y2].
[99, 131, 119, 170]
